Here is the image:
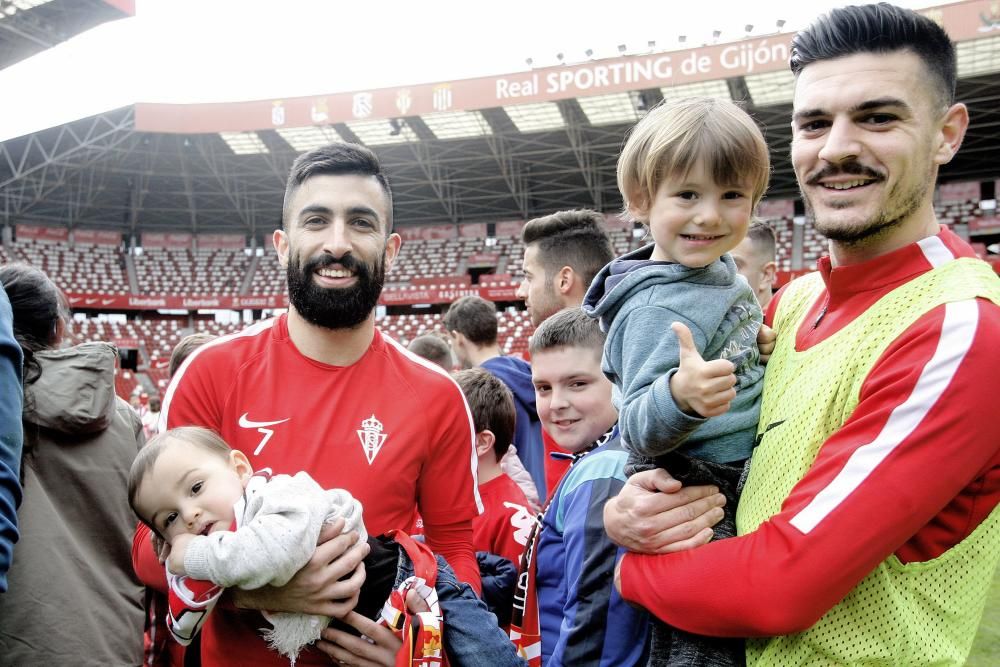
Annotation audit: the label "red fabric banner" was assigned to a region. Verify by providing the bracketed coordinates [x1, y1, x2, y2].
[938, 181, 980, 203]
[75, 229, 123, 246]
[198, 234, 246, 250]
[757, 199, 795, 219]
[16, 224, 69, 242]
[143, 232, 193, 249]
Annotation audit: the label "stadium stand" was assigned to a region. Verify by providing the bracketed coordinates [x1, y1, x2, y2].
[935, 198, 982, 226]
[133, 247, 248, 296]
[9, 237, 129, 295]
[246, 244, 286, 295]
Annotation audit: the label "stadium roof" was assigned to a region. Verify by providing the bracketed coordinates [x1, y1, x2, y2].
[0, 0, 132, 70]
[2, 0, 1000, 237]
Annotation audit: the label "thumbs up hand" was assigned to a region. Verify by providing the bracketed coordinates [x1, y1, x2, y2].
[669, 322, 737, 418]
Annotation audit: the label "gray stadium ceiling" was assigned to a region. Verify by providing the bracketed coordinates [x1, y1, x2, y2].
[0, 0, 127, 69]
[3, 2, 1000, 237]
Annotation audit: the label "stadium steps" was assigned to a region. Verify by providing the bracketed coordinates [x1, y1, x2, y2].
[136, 372, 158, 398]
[125, 253, 139, 293]
[240, 253, 260, 295]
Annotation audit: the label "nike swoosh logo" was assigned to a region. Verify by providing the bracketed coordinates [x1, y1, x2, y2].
[238, 413, 290, 429]
[754, 420, 786, 448]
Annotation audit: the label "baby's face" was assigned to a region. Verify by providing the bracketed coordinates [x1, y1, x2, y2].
[134, 439, 249, 544]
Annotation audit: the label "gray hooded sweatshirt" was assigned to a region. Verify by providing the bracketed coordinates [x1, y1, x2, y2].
[582, 244, 763, 464]
[0, 342, 144, 666]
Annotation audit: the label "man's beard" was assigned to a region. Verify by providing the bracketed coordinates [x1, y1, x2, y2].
[802, 159, 930, 246]
[286, 250, 386, 330]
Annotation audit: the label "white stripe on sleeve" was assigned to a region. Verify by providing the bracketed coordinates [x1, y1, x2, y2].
[789, 299, 979, 534]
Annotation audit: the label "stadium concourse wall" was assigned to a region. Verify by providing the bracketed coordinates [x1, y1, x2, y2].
[63, 284, 521, 312]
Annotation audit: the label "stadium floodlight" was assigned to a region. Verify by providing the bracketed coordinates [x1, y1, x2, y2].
[525, 57, 533, 67]
[648, 40, 656, 49]
[744, 24, 754, 34]
[345, 118, 418, 146]
[712, 30, 722, 41]
[503, 102, 566, 133]
[421, 110, 492, 140]
[776, 19, 786, 29]
[661, 79, 731, 103]
[219, 131, 269, 155]
[276, 126, 344, 152]
[617, 44, 627, 54]
[556, 52, 565, 63]
[577, 92, 641, 126]
[744, 69, 796, 106]
[678, 36, 686, 44]
[585, 48, 594, 58]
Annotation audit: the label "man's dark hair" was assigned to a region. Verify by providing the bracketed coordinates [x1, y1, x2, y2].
[282, 142, 394, 231]
[521, 210, 614, 288]
[790, 3, 957, 108]
[528, 307, 605, 356]
[443, 296, 498, 346]
[408, 334, 453, 370]
[745, 220, 776, 261]
[168, 332, 217, 378]
[452, 368, 516, 462]
[0, 263, 68, 387]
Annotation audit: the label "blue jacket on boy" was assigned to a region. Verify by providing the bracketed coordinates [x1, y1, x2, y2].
[536, 427, 649, 666]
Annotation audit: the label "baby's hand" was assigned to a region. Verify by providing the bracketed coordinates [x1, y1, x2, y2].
[670, 322, 737, 418]
[151, 532, 171, 565]
[167, 533, 195, 575]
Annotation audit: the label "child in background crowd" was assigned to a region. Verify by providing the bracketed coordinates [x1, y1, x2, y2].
[582, 96, 771, 666]
[453, 368, 534, 627]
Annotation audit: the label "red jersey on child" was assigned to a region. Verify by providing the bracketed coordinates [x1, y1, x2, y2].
[472, 473, 534, 565]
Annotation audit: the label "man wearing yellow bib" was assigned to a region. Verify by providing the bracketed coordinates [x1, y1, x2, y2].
[603, 4, 1000, 665]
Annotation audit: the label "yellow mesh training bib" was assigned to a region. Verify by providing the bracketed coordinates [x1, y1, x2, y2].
[737, 258, 1000, 666]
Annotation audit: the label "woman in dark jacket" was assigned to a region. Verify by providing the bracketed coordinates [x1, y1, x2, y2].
[0, 264, 144, 666]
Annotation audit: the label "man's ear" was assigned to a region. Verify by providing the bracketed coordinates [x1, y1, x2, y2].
[475, 430, 496, 457]
[273, 229, 290, 269]
[229, 450, 253, 485]
[761, 260, 777, 289]
[934, 102, 969, 166]
[554, 266, 577, 296]
[383, 232, 402, 272]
